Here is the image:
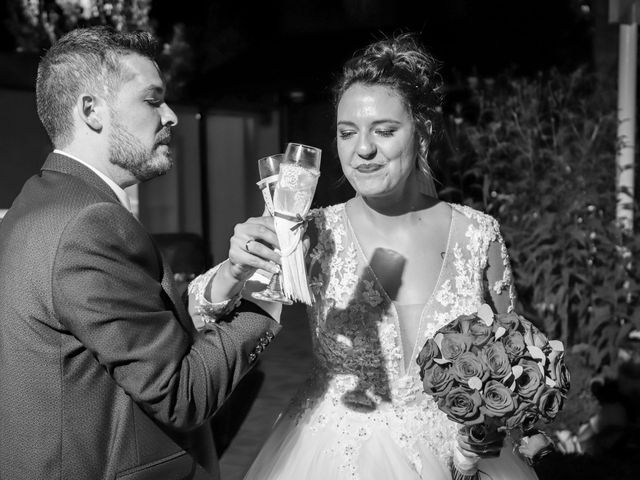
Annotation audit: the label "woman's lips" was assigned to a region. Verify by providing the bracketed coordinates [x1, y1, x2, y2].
[354, 163, 384, 173]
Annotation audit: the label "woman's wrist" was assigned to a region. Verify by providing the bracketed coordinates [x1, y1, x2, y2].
[207, 259, 252, 303]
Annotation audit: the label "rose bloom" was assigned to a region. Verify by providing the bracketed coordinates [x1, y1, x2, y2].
[440, 333, 472, 361]
[502, 331, 526, 361]
[422, 363, 455, 398]
[469, 319, 493, 347]
[439, 386, 485, 425]
[417, 338, 440, 372]
[534, 387, 565, 421]
[516, 359, 545, 399]
[547, 349, 571, 392]
[482, 380, 517, 417]
[520, 320, 549, 349]
[505, 401, 540, 431]
[451, 351, 489, 384]
[481, 342, 512, 381]
[494, 312, 521, 331]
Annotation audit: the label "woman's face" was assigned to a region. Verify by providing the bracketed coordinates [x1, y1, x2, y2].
[336, 83, 417, 200]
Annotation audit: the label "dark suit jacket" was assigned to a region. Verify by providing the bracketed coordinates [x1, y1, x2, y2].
[0, 153, 280, 480]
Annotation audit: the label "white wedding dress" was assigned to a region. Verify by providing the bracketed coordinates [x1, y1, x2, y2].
[244, 203, 539, 480]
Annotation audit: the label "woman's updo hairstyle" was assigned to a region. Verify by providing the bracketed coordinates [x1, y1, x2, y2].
[333, 33, 443, 184]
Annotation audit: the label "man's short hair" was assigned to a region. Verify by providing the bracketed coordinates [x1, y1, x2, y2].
[36, 26, 159, 147]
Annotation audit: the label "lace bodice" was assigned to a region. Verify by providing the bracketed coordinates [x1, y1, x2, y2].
[283, 202, 516, 477]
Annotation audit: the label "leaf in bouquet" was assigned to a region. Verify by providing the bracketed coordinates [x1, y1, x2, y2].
[494, 326, 507, 340]
[526, 345, 546, 362]
[434, 357, 452, 365]
[477, 303, 495, 326]
[512, 365, 524, 379]
[545, 377, 557, 388]
[468, 376, 483, 390]
[548, 339, 564, 352]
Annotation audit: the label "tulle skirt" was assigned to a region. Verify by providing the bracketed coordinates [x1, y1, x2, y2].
[243, 407, 539, 480]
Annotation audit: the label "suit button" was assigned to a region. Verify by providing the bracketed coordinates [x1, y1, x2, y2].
[255, 344, 264, 354]
[259, 337, 269, 346]
[265, 330, 274, 340]
[249, 352, 257, 363]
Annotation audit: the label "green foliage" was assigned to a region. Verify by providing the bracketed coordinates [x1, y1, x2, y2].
[436, 68, 640, 377]
[6, 0, 152, 52]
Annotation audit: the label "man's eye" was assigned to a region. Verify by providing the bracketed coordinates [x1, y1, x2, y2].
[146, 99, 162, 106]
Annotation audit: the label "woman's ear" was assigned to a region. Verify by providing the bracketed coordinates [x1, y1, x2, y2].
[78, 94, 104, 132]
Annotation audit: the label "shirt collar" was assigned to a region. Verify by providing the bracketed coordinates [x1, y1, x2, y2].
[53, 149, 132, 212]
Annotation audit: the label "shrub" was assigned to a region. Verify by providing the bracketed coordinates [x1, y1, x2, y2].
[435, 68, 640, 378]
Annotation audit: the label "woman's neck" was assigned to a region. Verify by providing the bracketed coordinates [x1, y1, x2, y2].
[355, 177, 437, 220]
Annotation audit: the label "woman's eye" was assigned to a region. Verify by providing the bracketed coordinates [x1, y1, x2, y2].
[145, 99, 162, 106]
[338, 131, 355, 140]
[375, 129, 395, 137]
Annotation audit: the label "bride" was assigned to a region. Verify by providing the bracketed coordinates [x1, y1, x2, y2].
[193, 34, 540, 480]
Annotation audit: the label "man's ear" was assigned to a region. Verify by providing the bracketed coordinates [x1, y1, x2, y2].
[77, 94, 106, 132]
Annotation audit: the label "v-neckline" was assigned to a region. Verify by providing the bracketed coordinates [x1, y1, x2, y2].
[342, 202, 455, 375]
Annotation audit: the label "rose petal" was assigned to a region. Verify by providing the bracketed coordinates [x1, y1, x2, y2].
[546, 377, 557, 387]
[494, 326, 506, 340]
[478, 304, 494, 326]
[468, 376, 483, 390]
[434, 333, 444, 350]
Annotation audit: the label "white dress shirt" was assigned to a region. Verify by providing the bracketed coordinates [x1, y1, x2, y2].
[53, 149, 132, 212]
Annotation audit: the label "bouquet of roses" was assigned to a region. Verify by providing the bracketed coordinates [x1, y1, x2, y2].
[416, 304, 570, 479]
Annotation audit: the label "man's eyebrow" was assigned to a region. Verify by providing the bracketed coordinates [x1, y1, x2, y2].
[142, 85, 165, 97]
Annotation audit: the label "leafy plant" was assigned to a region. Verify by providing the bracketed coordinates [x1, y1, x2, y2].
[435, 68, 640, 378]
[5, 0, 152, 52]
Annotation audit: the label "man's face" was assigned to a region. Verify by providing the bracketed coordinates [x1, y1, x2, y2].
[108, 54, 178, 182]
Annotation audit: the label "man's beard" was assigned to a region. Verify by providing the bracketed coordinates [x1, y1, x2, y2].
[109, 120, 173, 182]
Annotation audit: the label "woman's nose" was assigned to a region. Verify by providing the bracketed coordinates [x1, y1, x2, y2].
[357, 134, 376, 159]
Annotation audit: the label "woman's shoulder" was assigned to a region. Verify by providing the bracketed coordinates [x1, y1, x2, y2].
[447, 202, 502, 234]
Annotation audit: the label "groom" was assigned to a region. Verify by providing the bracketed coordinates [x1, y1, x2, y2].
[0, 27, 279, 480]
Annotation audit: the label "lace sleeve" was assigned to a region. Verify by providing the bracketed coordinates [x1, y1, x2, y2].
[187, 260, 243, 328]
[485, 218, 517, 314]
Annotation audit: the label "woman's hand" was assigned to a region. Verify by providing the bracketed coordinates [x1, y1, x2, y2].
[227, 215, 281, 282]
[456, 424, 505, 458]
[203, 215, 281, 305]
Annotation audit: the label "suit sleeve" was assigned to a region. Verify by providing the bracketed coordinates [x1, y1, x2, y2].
[51, 202, 281, 431]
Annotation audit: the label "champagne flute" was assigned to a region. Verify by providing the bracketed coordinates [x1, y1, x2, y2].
[251, 154, 293, 305]
[273, 143, 321, 304]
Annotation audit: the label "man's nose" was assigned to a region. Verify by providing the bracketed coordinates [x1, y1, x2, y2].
[161, 103, 178, 127]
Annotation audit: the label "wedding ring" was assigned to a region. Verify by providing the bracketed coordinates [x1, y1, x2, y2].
[245, 239, 253, 252]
